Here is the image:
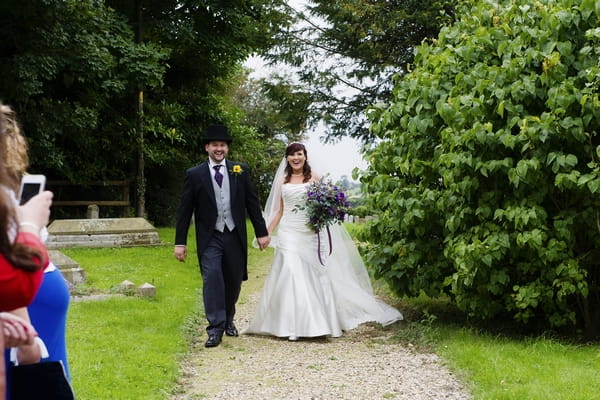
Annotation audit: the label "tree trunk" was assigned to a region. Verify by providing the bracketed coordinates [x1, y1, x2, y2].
[135, 0, 145, 218]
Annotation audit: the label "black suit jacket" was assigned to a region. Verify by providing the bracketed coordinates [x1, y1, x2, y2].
[174, 160, 268, 280]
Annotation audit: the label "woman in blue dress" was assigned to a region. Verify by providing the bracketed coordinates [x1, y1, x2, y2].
[27, 262, 72, 379]
[4, 261, 72, 397]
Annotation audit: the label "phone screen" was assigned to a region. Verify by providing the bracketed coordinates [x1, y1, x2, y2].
[19, 183, 42, 205]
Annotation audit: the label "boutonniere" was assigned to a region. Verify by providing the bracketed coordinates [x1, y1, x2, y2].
[230, 164, 243, 176]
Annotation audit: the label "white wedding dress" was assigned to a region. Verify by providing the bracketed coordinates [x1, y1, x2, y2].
[244, 183, 402, 340]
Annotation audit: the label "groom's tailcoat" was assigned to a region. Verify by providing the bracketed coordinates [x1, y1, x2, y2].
[175, 160, 268, 280]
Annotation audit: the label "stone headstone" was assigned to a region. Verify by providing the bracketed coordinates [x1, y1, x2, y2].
[137, 282, 156, 298]
[46, 218, 161, 249]
[48, 250, 86, 285]
[61, 267, 86, 285]
[86, 204, 100, 219]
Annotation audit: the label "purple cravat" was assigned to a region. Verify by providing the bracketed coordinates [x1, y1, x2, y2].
[213, 165, 223, 187]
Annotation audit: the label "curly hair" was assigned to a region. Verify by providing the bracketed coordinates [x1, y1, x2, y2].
[0, 104, 44, 272]
[0, 105, 29, 190]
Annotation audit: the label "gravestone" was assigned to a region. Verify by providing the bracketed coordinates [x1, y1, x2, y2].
[46, 217, 161, 249]
[137, 282, 157, 298]
[86, 204, 100, 219]
[48, 250, 86, 285]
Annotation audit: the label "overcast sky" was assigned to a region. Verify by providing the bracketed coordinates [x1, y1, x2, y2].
[244, 56, 368, 181]
[304, 127, 368, 181]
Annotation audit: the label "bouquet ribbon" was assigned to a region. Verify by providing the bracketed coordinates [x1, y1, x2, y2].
[317, 226, 333, 266]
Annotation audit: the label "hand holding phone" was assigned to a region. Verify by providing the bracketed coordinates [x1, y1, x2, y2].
[17, 175, 52, 234]
[18, 174, 46, 205]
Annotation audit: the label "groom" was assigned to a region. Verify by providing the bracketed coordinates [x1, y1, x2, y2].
[174, 124, 270, 348]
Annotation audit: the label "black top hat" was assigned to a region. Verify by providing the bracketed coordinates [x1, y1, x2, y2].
[203, 124, 233, 144]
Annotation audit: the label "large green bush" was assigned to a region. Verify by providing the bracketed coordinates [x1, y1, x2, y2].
[361, 0, 600, 336]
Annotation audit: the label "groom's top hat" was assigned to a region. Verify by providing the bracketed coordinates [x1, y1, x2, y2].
[203, 124, 233, 144]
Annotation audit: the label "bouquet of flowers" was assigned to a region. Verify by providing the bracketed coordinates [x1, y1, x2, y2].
[293, 177, 350, 266]
[298, 177, 350, 233]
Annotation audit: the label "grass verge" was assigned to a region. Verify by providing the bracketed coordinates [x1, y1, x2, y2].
[437, 327, 600, 400]
[388, 295, 600, 400]
[64, 227, 201, 399]
[64, 225, 275, 400]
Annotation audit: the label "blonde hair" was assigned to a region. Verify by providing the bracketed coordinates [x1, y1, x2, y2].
[0, 104, 29, 190]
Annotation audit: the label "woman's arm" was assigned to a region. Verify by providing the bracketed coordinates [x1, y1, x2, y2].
[0, 325, 5, 400]
[268, 196, 284, 235]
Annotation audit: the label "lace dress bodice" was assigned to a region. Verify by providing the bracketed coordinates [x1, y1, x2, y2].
[279, 183, 312, 234]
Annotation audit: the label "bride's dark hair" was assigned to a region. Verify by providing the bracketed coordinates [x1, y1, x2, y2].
[284, 143, 311, 183]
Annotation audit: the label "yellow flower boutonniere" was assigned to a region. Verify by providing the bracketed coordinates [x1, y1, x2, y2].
[231, 164, 243, 176]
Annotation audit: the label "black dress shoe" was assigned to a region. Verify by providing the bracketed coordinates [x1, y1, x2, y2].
[205, 334, 222, 348]
[225, 323, 238, 337]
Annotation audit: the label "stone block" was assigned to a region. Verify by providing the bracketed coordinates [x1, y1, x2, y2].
[86, 204, 99, 219]
[48, 250, 86, 285]
[60, 268, 86, 285]
[48, 250, 80, 269]
[46, 218, 162, 249]
[137, 282, 156, 298]
[119, 280, 136, 291]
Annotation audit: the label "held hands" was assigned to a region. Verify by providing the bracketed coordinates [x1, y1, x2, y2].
[18, 191, 53, 235]
[256, 235, 271, 251]
[1, 311, 42, 364]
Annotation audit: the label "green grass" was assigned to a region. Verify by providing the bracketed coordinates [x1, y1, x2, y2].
[436, 328, 600, 400]
[64, 227, 202, 400]
[63, 225, 275, 400]
[63, 223, 600, 399]
[386, 294, 600, 400]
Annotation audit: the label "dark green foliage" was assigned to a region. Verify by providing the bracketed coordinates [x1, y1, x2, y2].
[220, 68, 309, 203]
[361, 0, 600, 337]
[0, 0, 292, 222]
[0, 0, 168, 182]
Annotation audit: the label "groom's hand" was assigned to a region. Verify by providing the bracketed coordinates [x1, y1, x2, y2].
[174, 245, 187, 262]
[256, 235, 270, 250]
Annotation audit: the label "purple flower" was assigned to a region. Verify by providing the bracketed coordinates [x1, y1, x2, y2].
[294, 177, 351, 233]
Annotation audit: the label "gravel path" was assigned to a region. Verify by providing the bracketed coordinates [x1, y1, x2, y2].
[172, 283, 472, 400]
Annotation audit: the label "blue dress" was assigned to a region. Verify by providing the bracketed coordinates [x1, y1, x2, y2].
[27, 266, 71, 379]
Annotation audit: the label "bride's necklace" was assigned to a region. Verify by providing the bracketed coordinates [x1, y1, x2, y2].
[291, 173, 303, 176]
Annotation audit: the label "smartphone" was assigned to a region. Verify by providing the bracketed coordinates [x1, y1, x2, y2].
[18, 174, 46, 205]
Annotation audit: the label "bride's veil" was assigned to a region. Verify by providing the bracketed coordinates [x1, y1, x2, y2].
[262, 157, 287, 234]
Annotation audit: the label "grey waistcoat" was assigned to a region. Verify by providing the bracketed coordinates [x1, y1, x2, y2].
[211, 168, 236, 232]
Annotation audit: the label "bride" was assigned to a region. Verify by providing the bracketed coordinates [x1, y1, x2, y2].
[243, 143, 402, 340]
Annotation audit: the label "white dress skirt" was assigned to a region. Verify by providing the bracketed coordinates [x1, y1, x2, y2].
[244, 183, 402, 340]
